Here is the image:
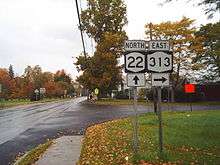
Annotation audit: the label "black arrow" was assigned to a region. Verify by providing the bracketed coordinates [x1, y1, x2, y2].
[133, 76, 139, 85]
[154, 77, 167, 83]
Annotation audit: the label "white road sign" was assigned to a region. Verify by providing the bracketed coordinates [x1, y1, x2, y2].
[149, 40, 170, 51]
[127, 73, 146, 87]
[147, 51, 173, 73]
[124, 40, 146, 51]
[124, 52, 146, 73]
[152, 73, 169, 87]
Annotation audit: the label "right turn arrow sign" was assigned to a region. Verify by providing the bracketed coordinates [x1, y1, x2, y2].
[154, 77, 167, 83]
[152, 73, 169, 87]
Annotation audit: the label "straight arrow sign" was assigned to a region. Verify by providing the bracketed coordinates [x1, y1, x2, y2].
[152, 73, 169, 87]
[133, 76, 139, 85]
[127, 73, 145, 87]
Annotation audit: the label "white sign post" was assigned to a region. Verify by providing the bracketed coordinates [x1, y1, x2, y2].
[148, 40, 173, 154]
[124, 40, 147, 154]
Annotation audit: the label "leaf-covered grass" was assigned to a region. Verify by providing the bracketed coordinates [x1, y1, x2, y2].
[15, 140, 53, 165]
[95, 99, 152, 106]
[78, 110, 220, 165]
[0, 98, 72, 110]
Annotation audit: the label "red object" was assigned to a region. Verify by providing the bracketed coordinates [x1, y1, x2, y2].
[184, 84, 196, 93]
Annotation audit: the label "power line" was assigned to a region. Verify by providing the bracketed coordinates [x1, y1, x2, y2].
[75, 0, 87, 58]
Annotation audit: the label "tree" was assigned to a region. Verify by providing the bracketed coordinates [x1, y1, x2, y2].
[145, 17, 203, 101]
[76, 0, 127, 96]
[54, 69, 71, 84]
[192, 22, 220, 81]
[80, 0, 127, 43]
[0, 69, 16, 99]
[162, 0, 220, 18]
[8, 64, 14, 80]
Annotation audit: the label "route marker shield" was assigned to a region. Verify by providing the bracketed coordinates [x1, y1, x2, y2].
[124, 51, 146, 73]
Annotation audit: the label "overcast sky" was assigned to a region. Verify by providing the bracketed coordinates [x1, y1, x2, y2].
[0, 0, 219, 79]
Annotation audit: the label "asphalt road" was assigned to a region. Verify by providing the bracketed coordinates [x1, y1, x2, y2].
[0, 97, 220, 165]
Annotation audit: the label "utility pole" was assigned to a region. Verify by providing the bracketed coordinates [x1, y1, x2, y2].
[75, 0, 87, 58]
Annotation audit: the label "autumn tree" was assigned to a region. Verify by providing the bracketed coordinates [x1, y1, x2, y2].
[192, 22, 220, 81]
[145, 17, 203, 101]
[75, 0, 127, 96]
[0, 69, 16, 99]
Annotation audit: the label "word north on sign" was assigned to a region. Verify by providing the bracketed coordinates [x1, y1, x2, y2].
[124, 40, 146, 51]
[124, 51, 146, 73]
[127, 73, 146, 87]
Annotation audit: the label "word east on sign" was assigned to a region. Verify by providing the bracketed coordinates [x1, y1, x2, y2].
[147, 40, 173, 73]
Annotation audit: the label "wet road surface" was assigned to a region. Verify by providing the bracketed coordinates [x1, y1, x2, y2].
[0, 97, 220, 165]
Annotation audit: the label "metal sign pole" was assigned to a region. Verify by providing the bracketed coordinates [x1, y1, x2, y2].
[157, 86, 163, 153]
[133, 87, 139, 154]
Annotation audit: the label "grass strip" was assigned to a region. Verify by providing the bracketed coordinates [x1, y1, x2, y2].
[0, 98, 72, 110]
[15, 140, 53, 165]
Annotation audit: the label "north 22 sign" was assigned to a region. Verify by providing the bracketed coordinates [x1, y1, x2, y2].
[124, 51, 146, 73]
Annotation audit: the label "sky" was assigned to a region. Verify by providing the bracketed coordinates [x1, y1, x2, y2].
[0, 0, 219, 80]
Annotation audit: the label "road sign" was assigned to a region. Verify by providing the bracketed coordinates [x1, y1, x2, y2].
[147, 51, 173, 73]
[127, 73, 146, 87]
[149, 40, 170, 51]
[184, 84, 195, 93]
[124, 51, 146, 73]
[124, 40, 146, 51]
[0, 84, 2, 93]
[94, 88, 99, 95]
[40, 88, 46, 94]
[34, 89, 39, 93]
[151, 73, 169, 87]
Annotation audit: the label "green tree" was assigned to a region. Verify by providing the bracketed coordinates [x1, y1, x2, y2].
[192, 22, 220, 81]
[163, 0, 220, 18]
[75, 0, 127, 96]
[54, 69, 72, 84]
[8, 64, 14, 80]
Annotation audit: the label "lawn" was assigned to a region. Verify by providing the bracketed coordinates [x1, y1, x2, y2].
[95, 98, 220, 106]
[78, 110, 220, 165]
